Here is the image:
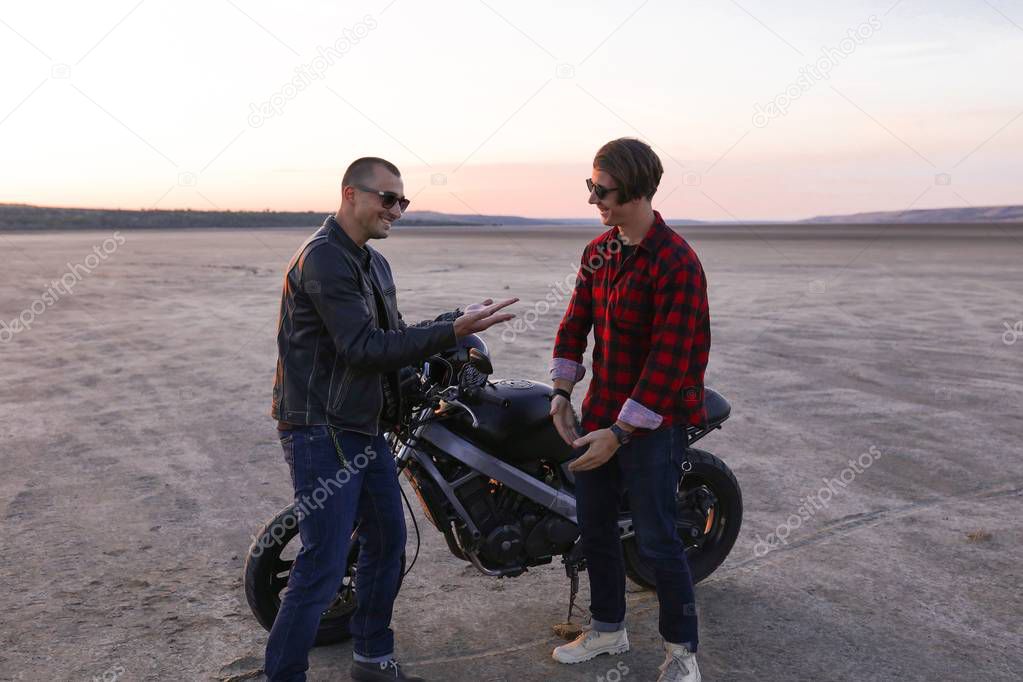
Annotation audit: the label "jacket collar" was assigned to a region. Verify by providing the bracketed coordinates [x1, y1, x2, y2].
[325, 215, 372, 268]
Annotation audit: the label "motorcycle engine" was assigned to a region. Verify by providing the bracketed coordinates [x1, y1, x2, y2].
[483, 524, 524, 566]
[455, 475, 576, 572]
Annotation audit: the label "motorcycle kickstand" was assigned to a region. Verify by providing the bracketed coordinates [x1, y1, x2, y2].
[552, 553, 586, 641]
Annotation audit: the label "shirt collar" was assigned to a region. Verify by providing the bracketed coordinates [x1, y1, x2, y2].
[612, 210, 671, 253]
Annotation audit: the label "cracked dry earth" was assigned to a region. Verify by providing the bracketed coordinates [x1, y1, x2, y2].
[1, 223, 1021, 681]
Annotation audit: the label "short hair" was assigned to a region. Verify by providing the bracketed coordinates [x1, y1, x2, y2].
[593, 138, 663, 202]
[341, 157, 401, 187]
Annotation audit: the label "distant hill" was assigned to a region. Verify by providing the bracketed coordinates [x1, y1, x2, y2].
[1, 202, 1020, 231]
[0, 203, 606, 231]
[0, 203, 532, 231]
[393, 210, 599, 226]
[803, 205, 1023, 224]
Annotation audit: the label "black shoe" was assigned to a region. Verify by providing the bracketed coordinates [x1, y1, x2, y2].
[350, 659, 425, 681]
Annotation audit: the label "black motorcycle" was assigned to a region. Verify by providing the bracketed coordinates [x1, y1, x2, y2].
[244, 336, 742, 645]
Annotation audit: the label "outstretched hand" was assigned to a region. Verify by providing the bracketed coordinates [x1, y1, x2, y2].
[462, 299, 492, 314]
[453, 298, 518, 338]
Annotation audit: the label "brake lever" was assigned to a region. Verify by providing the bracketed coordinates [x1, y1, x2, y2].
[444, 398, 479, 428]
[436, 386, 480, 428]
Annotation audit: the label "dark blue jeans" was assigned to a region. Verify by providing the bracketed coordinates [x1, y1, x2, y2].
[264, 426, 406, 682]
[575, 424, 698, 651]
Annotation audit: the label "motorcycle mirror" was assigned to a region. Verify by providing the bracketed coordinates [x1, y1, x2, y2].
[467, 347, 494, 375]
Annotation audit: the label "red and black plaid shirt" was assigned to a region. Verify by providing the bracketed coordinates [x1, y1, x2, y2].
[552, 211, 710, 433]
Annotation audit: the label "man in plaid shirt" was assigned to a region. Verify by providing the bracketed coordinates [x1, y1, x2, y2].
[549, 138, 709, 682]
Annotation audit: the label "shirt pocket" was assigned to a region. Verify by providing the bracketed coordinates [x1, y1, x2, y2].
[607, 273, 654, 334]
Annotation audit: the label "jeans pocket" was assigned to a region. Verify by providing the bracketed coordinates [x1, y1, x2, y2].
[304, 425, 329, 441]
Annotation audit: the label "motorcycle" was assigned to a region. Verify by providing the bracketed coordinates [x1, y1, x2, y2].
[244, 336, 742, 645]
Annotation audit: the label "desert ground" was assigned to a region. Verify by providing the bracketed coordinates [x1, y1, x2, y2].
[1, 222, 1021, 681]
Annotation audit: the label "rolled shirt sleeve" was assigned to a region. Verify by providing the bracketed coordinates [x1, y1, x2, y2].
[550, 357, 586, 383]
[617, 398, 663, 430]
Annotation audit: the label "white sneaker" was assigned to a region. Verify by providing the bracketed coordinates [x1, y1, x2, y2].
[552, 627, 630, 664]
[657, 641, 701, 682]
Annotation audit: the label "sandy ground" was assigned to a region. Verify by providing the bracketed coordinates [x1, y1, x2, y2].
[1, 223, 1021, 682]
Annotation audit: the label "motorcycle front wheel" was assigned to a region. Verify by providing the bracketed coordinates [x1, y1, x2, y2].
[243, 504, 406, 646]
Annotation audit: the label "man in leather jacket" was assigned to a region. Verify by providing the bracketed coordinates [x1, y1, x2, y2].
[265, 157, 516, 682]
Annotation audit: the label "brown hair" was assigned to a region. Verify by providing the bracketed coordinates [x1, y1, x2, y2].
[593, 138, 663, 202]
[342, 157, 401, 187]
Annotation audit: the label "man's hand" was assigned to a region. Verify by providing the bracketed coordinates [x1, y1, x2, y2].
[453, 298, 518, 338]
[462, 299, 492, 314]
[568, 428, 620, 471]
[549, 380, 579, 445]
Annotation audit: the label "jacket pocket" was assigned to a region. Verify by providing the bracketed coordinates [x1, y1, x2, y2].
[330, 366, 353, 414]
[381, 284, 398, 327]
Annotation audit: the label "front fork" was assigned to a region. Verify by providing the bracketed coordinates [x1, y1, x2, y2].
[388, 407, 434, 472]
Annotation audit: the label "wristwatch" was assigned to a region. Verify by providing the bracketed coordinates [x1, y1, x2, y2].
[609, 423, 632, 446]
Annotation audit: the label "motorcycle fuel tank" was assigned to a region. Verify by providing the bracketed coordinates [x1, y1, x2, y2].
[448, 379, 576, 464]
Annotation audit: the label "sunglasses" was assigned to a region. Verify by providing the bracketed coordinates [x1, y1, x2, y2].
[353, 184, 410, 211]
[586, 178, 619, 201]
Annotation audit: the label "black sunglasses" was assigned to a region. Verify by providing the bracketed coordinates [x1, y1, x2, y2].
[586, 178, 619, 200]
[353, 184, 410, 211]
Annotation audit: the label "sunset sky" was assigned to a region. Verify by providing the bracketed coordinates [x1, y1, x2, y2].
[1, 0, 1021, 220]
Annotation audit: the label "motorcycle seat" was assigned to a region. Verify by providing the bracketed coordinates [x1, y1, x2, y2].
[702, 388, 731, 427]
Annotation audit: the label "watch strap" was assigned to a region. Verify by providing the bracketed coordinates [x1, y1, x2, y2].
[609, 423, 631, 445]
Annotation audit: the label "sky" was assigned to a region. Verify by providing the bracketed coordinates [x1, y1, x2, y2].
[1, 0, 1021, 221]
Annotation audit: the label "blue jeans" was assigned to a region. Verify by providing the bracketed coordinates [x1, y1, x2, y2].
[574, 424, 698, 651]
[264, 426, 406, 682]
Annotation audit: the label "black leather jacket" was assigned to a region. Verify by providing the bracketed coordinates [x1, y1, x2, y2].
[272, 216, 460, 435]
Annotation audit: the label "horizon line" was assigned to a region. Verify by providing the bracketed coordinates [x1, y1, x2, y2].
[4, 200, 1023, 226]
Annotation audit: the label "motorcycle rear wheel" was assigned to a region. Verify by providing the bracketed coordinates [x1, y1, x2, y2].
[623, 447, 742, 589]
[243, 504, 406, 646]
